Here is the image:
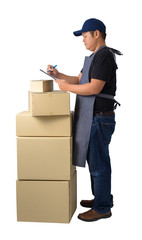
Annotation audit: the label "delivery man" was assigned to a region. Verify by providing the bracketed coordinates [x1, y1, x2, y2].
[47, 18, 122, 222]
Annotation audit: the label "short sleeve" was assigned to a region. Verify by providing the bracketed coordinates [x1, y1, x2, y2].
[90, 51, 116, 83]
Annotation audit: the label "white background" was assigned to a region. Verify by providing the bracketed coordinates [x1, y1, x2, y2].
[0, 0, 142, 239]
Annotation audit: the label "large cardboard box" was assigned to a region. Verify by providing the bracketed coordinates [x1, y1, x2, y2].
[29, 90, 70, 116]
[16, 171, 77, 223]
[17, 137, 75, 180]
[30, 80, 53, 93]
[16, 111, 72, 137]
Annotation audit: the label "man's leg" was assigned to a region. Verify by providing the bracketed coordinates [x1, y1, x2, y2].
[87, 114, 115, 214]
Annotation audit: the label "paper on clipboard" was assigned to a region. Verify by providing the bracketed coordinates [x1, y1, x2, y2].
[40, 69, 58, 80]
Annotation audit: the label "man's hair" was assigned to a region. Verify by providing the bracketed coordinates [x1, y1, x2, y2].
[89, 31, 106, 40]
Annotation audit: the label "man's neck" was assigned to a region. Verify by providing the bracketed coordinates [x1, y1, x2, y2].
[93, 42, 106, 53]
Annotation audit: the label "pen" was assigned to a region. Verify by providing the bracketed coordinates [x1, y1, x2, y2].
[47, 65, 57, 72]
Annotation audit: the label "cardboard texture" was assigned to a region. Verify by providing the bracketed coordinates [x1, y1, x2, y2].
[28, 91, 31, 111]
[16, 86, 77, 223]
[17, 136, 75, 180]
[16, 111, 72, 137]
[30, 80, 53, 93]
[16, 171, 77, 223]
[29, 90, 70, 116]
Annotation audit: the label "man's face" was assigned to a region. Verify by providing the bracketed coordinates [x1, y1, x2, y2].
[82, 31, 97, 51]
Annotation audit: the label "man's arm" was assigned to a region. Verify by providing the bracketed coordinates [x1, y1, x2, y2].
[55, 78, 106, 95]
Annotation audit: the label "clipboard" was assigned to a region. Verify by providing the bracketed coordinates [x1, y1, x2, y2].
[40, 69, 58, 80]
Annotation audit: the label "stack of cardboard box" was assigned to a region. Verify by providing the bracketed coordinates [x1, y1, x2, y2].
[16, 80, 77, 223]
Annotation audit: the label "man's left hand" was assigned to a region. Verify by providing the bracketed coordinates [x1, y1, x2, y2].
[54, 79, 70, 92]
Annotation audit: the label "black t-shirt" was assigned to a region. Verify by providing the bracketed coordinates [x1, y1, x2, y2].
[81, 46, 118, 114]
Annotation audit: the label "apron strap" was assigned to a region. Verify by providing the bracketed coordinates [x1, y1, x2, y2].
[97, 93, 121, 110]
[108, 47, 123, 55]
[113, 99, 121, 109]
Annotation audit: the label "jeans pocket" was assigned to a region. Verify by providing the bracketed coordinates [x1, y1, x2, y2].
[101, 121, 116, 144]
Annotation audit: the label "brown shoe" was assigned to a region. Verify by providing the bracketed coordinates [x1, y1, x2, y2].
[80, 199, 114, 208]
[80, 199, 94, 208]
[78, 209, 112, 222]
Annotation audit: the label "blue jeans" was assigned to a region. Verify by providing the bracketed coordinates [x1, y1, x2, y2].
[87, 113, 116, 214]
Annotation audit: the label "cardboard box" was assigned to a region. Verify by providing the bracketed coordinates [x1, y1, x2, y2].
[29, 90, 70, 116]
[17, 137, 75, 180]
[30, 80, 53, 93]
[16, 171, 77, 223]
[28, 91, 31, 111]
[16, 111, 72, 137]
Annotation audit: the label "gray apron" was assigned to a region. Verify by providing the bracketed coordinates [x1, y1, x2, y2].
[73, 46, 121, 167]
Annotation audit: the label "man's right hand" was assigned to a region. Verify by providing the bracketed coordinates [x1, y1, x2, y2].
[47, 65, 60, 79]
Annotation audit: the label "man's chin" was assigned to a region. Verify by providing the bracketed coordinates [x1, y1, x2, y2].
[85, 46, 89, 50]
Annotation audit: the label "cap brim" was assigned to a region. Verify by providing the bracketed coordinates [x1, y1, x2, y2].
[73, 30, 82, 36]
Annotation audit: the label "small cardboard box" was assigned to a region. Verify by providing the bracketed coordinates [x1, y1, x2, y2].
[30, 80, 53, 93]
[29, 90, 70, 116]
[16, 171, 77, 223]
[17, 136, 75, 180]
[16, 111, 72, 137]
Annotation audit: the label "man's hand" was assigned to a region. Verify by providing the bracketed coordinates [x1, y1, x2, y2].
[54, 79, 70, 92]
[47, 65, 59, 78]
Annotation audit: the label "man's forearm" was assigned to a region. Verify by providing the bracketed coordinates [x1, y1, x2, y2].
[67, 82, 99, 95]
[58, 72, 79, 84]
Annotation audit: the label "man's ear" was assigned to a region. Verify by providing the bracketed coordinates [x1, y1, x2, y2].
[95, 30, 101, 39]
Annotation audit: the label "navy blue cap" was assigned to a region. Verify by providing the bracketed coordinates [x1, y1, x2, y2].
[73, 18, 106, 37]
